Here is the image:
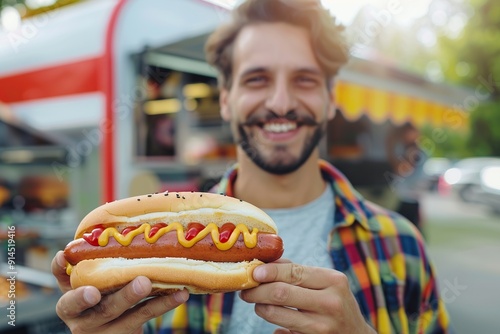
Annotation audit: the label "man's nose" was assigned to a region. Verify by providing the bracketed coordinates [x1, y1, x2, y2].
[265, 78, 297, 115]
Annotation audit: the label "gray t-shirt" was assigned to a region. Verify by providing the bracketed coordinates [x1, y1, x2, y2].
[226, 186, 335, 334]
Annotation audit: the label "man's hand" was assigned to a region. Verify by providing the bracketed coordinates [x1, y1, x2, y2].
[51, 251, 189, 334]
[240, 261, 376, 334]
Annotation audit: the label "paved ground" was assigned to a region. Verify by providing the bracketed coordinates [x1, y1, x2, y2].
[421, 192, 500, 334]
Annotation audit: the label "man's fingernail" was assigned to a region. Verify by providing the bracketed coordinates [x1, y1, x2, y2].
[83, 287, 99, 305]
[253, 266, 265, 281]
[173, 290, 189, 303]
[56, 254, 66, 268]
[133, 277, 147, 295]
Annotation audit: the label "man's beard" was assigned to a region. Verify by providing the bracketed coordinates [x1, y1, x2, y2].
[236, 113, 327, 175]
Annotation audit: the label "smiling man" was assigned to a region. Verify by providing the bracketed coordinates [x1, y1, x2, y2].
[223, 22, 332, 177]
[52, 0, 451, 333]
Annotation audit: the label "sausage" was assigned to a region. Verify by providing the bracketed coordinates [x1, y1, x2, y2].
[64, 231, 284, 265]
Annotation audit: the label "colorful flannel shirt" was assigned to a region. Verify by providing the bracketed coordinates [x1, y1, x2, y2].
[147, 160, 451, 334]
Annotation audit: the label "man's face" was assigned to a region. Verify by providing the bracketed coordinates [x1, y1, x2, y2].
[220, 22, 335, 175]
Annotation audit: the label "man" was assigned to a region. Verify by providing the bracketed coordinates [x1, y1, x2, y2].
[51, 0, 451, 333]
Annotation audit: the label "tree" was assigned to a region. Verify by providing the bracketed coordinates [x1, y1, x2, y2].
[436, 0, 500, 156]
[365, 0, 500, 157]
[437, 0, 500, 97]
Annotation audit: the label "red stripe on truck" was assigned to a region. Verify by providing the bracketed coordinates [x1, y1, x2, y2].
[0, 57, 102, 103]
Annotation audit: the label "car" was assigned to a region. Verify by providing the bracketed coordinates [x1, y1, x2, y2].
[422, 157, 453, 192]
[442, 157, 500, 214]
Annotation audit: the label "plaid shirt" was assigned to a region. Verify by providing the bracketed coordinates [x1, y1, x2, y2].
[147, 160, 450, 334]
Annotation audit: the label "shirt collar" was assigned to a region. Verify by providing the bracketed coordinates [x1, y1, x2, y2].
[216, 160, 381, 232]
[318, 160, 381, 232]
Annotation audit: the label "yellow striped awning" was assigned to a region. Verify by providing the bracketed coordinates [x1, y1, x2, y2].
[334, 81, 468, 131]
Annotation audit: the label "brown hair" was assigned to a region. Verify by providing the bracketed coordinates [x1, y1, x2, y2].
[205, 0, 349, 89]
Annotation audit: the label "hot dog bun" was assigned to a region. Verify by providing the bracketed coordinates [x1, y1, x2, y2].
[70, 257, 263, 295]
[75, 191, 278, 238]
[65, 191, 283, 295]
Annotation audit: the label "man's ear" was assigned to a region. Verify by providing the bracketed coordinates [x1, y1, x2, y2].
[220, 88, 231, 121]
[327, 90, 336, 120]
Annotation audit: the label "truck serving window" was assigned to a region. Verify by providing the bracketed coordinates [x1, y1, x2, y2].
[135, 62, 233, 165]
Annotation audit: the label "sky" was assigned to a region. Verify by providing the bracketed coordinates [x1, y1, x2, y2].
[207, 0, 434, 25]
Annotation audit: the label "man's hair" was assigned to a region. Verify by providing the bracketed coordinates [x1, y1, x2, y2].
[205, 0, 349, 89]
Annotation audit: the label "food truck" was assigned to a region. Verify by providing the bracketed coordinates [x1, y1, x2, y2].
[0, 0, 468, 331]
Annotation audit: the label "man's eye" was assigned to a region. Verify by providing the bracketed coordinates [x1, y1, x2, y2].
[245, 76, 267, 85]
[297, 77, 318, 86]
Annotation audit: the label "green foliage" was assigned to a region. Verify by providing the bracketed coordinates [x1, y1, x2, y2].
[420, 125, 471, 159]
[468, 101, 500, 156]
[424, 101, 500, 158]
[435, 0, 500, 157]
[438, 0, 500, 98]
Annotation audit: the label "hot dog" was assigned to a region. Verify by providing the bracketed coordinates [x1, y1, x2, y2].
[63, 191, 284, 295]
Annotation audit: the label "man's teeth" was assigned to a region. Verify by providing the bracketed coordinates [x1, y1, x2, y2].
[263, 123, 297, 133]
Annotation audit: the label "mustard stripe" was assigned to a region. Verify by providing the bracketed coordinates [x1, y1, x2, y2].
[95, 223, 259, 250]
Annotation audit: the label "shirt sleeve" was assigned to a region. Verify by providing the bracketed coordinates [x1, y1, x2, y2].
[416, 258, 452, 333]
[412, 228, 452, 333]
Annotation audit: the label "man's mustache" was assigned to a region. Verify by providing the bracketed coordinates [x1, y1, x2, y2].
[240, 111, 319, 127]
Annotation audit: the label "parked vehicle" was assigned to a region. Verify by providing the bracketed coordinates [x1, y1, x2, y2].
[422, 157, 453, 192]
[443, 157, 500, 214]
